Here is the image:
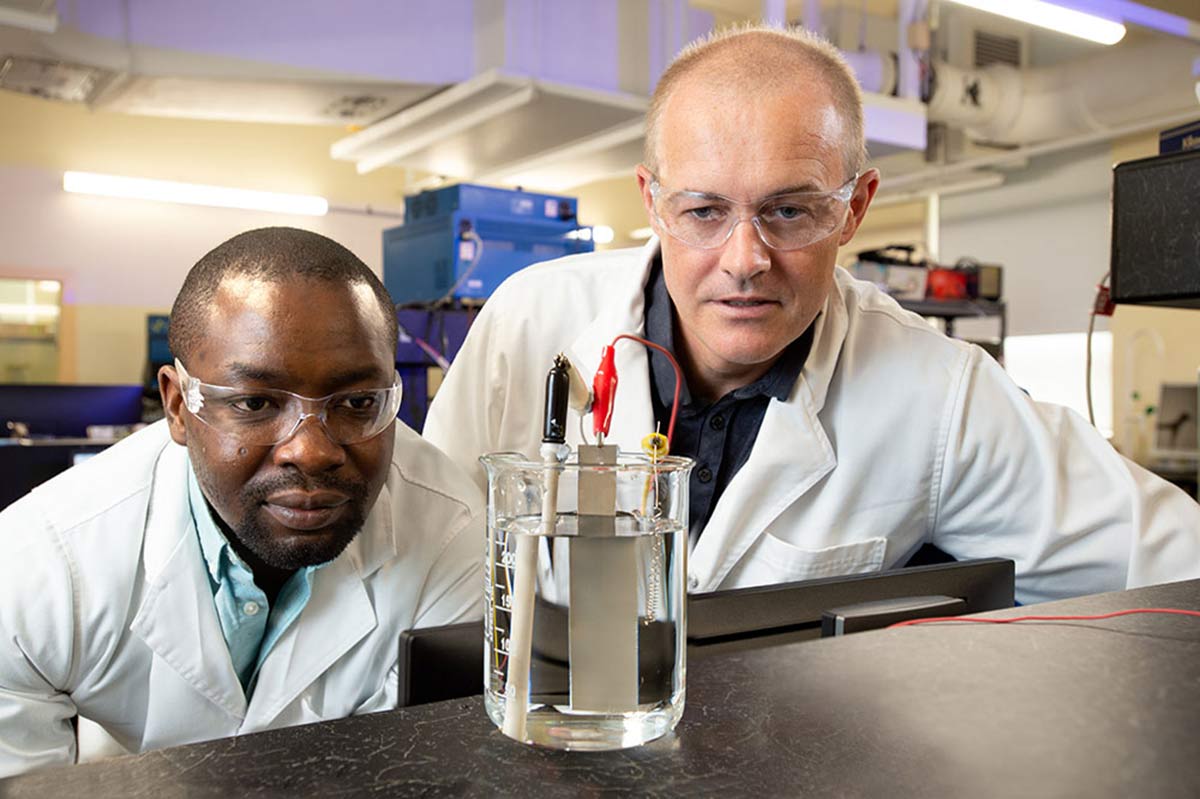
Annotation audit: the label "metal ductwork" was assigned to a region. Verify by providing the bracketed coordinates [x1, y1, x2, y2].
[927, 37, 1200, 145]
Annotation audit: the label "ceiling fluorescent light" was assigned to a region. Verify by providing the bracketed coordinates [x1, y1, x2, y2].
[944, 0, 1126, 45]
[62, 172, 328, 216]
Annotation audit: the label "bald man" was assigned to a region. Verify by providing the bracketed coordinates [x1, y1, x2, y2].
[425, 25, 1200, 604]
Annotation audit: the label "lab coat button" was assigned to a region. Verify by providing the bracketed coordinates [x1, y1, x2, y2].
[687, 575, 699, 591]
[243, 601, 261, 616]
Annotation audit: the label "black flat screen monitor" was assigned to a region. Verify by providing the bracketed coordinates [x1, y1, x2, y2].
[0, 383, 144, 437]
[1110, 147, 1200, 308]
[397, 558, 1015, 707]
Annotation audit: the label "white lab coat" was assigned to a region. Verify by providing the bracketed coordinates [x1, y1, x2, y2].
[424, 239, 1200, 605]
[0, 420, 483, 777]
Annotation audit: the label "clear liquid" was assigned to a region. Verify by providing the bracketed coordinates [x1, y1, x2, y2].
[484, 513, 687, 750]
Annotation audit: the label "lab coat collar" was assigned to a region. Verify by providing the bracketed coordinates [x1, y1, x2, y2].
[243, 551, 376, 728]
[340, 475, 399, 580]
[689, 272, 850, 590]
[132, 442, 248, 720]
[565, 238, 661, 446]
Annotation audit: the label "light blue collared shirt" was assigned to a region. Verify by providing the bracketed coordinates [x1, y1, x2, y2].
[187, 464, 322, 696]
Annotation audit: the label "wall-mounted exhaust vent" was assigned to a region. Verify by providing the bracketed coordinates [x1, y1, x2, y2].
[320, 95, 394, 122]
[974, 30, 1021, 69]
[0, 55, 112, 103]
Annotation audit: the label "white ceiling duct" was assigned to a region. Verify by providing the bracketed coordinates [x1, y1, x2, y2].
[329, 70, 649, 182]
[927, 36, 1200, 145]
[0, 22, 443, 126]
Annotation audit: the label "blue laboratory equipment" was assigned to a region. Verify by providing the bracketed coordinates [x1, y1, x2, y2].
[383, 183, 595, 305]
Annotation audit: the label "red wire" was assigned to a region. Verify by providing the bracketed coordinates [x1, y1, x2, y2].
[889, 607, 1200, 629]
[612, 333, 683, 448]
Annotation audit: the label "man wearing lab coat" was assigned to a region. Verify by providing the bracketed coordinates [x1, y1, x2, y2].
[0, 228, 482, 776]
[424, 26, 1200, 604]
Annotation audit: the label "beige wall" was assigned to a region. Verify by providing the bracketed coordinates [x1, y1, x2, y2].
[571, 173, 648, 249]
[0, 91, 415, 207]
[68, 305, 170, 385]
[1, 89, 417, 385]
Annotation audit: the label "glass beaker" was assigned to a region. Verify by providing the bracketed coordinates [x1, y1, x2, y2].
[480, 450, 693, 751]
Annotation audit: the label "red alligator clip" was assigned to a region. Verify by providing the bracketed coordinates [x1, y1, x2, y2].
[591, 345, 618, 438]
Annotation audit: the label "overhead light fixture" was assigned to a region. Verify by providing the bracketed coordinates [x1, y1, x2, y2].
[63, 172, 329, 216]
[629, 227, 654, 241]
[943, 0, 1126, 45]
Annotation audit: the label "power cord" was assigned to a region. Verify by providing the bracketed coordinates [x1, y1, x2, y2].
[1086, 271, 1114, 427]
[890, 607, 1200, 629]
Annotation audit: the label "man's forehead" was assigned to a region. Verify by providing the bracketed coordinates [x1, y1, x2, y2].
[191, 276, 392, 382]
[209, 274, 380, 318]
[656, 83, 847, 192]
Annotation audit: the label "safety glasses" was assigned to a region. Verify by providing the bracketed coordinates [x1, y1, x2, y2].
[175, 359, 402, 446]
[648, 172, 858, 251]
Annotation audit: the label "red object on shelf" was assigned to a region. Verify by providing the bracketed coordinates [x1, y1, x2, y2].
[926, 268, 969, 300]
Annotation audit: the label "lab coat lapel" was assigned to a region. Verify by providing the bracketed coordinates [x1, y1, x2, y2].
[242, 485, 393, 728]
[130, 443, 247, 721]
[688, 279, 850, 591]
[565, 239, 659, 445]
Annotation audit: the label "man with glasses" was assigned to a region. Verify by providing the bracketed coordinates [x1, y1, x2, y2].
[425, 25, 1200, 603]
[0, 227, 481, 776]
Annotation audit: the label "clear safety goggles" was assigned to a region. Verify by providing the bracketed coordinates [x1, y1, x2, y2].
[648, 172, 858, 251]
[175, 359, 402, 446]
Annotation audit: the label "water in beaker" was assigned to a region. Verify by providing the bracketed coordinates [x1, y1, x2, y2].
[480, 451, 692, 751]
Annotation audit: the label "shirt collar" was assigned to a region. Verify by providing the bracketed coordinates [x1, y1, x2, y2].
[643, 254, 695, 406]
[187, 460, 249, 586]
[642, 254, 814, 409]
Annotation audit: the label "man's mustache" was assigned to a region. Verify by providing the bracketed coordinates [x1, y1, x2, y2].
[242, 472, 367, 503]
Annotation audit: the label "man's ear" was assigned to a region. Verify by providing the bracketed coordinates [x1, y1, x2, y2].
[158, 364, 188, 445]
[837, 168, 881, 247]
[635, 164, 662, 238]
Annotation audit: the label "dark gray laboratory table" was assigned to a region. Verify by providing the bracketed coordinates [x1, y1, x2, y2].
[4, 580, 1200, 798]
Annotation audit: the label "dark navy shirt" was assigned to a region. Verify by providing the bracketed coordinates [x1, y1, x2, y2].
[643, 258, 813, 539]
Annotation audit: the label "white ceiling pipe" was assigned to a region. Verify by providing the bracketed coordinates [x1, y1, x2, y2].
[883, 107, 1200, 193]
[842, 50, 897, 96]
[896, 0, 928, 100]
[927, 37, 1200, 145]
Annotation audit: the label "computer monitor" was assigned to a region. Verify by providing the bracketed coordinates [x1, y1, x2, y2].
[397, 558, 1015, 707]
[0, 383, 144, 437]
[1110, 148, 1200, 308]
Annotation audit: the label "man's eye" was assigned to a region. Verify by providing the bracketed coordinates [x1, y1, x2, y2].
[339, 393, 379, 412]
[764, 204, 812, 222]
[229, 396, 275, 413]
[684, 205, 725, 222]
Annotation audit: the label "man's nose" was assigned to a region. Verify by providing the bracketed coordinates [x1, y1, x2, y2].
[719, 217, 772, 281]
[272, 414, 346, 473]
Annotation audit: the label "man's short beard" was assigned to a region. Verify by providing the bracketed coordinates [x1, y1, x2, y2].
[233, 473, 369, 571]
